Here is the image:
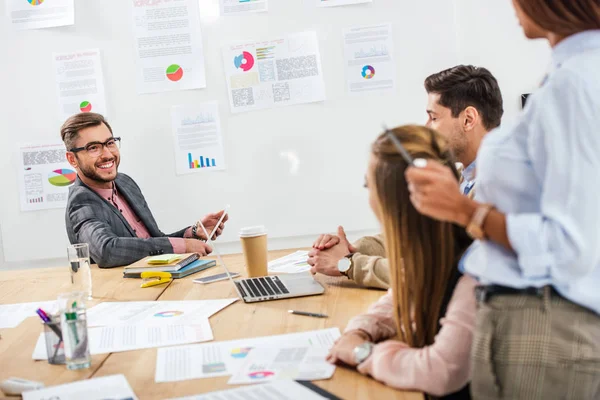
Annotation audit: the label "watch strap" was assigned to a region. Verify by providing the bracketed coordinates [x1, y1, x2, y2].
[467, 203, 494, 240]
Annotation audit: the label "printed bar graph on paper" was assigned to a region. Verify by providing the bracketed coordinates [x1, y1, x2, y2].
[187, 153, 218, 169]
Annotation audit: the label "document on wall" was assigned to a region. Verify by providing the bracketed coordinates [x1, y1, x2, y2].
[33, 319, 213, 359]
[155, 328, 341, 382]
[5, 0, 74, 30]
[87, 298, 238, 327]
[131, 0, 206, 94]
[169, 380, 328, 400]
[220, 0, 268, 15]
[268, 250, 310, 274]
[17, 143, 75, 212]
[53, 49, 108, 123]
[228, 346, 335, 384]
[343, 23, 396, 94]
[0, 300, 57, 329]
[222, 31, 326, 113]
[23, 374, 138, 400]
[316, 0, 371, 7]
[171, 102, 226, 175]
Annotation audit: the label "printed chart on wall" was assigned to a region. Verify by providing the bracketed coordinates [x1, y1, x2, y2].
[5, 0, 74, 30]
[316, 0, 371, 7]
[343, 23, 395, 94]
[17, 143, 75, 212]
[131, 0, 206, 94]
[171, 102, 226, 175]
[53, 49, 108, 123]
[222, 31, 326, 113]
[220, 0, 268, 15]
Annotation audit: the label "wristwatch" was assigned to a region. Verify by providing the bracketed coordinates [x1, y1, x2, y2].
[466, 203, 494, 240]
[353, 341, 374, 365]
[337, 254, 353, 277]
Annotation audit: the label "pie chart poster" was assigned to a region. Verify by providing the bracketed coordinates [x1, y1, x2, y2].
[17, 143, 76, 212]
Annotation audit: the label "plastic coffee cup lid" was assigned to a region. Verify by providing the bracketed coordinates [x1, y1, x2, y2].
[239, 226, 267, 238]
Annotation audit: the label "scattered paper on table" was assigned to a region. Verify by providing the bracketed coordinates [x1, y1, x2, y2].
[0, 300, 57, 329]
[220, 0, 268, 15]
[22, 374, 137, 400]
[53, 49, 108, 123]
[5, 0, 74, 30]
[33, 319, 213, 359]
[268, 251, 310, 274]
[17, 143, 76, 211]
[343, 23, 396, 94]
[131, 0, 206, 94]
[228, 346, 335, 384]
[171, 102, 226, 175]
[168, 380, 328, 400]
[222, 31, 326, 113]
[155, 328, 341, 382]
[87, 298, 237, 327]
[316, 0, 371, 7]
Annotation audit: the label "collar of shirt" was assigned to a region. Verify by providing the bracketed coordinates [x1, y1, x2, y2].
[462, 161, 476, 184]
[551, 30, 600, 70]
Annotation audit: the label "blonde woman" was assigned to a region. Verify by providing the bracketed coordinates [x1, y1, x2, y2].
[327, 125, 476, 399]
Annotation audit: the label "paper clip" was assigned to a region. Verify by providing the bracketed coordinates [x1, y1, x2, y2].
[140, 271, 172, 288]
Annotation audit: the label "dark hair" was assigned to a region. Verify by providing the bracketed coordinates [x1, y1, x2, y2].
[425, 65, 504, 131]
[515, 0, 600, 36]
[60, 113, 113, 151]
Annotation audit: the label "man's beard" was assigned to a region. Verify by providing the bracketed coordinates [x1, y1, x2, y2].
[78, 156, 119, 183]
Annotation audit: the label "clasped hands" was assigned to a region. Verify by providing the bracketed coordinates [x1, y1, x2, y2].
[307, 226, 357, 277]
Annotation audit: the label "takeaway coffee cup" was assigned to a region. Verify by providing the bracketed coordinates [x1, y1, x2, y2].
[239, 226, 268, 278]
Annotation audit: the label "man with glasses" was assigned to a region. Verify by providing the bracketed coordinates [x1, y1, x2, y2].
[308, 65, 504, 289]
[62, 112, 227, 268]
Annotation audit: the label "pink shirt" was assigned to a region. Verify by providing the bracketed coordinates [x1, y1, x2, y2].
[92, 185, 191, 253]
[345, 275, 477, 396]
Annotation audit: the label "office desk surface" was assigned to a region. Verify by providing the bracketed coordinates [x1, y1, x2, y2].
[0, 249, 423, 400]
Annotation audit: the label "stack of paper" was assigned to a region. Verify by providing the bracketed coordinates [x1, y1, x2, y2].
[0, 300, 57, 329]
[268, 251, 311, 274]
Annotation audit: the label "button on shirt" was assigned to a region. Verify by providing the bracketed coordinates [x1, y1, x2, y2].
[463, 30, 600, 314]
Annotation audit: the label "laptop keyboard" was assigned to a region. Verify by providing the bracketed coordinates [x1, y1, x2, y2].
[237, 276, 290, 298]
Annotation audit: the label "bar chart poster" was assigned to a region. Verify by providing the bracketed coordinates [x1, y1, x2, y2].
[17, 143, 76, 211]
[171, 102, 226, 175]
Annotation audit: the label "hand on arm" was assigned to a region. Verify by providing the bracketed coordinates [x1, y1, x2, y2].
[326, 330, 371, 367]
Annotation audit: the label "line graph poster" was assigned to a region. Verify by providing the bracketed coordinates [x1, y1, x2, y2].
[343, 23, 396, 94]
[17, 143, 75, 212]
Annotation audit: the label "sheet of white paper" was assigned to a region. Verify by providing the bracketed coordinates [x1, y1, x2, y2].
[268, 251, 310, 274]
[5, 0, 74, 30]
[17, 143, 76, 211]
[86, 299, 237, 327]
[155, 328, 341, 383]
[343, 23, 396, 94]
[220, 0, 268, 15]
[131, 0, 206, 94]
[168, 380, 328, 400]
[33, 319, 213, 359]
[171, 102, 226, 175]
[316, 0, 371, 7]
[53, 49, 108, 123]
[23, 374, 137, 400]
[0, 300, 57, 329]
[228, 346, 335, 384]
[222, 31, 326, 113]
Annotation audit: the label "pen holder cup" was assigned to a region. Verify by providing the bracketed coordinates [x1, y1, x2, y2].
[43, 321, 66, 365]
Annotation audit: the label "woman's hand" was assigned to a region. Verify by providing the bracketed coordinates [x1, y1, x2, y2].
[326, 331, 371, 367]
[405, 159, 476, 226]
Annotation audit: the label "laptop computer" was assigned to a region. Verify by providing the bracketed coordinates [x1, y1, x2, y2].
[197, 218, 325, 303]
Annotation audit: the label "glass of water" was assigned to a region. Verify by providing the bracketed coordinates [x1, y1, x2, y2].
[67, 243, 93, 300]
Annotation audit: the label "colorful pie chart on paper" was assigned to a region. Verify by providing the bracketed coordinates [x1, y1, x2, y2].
[166, 64, 184, 82]
[48, 169, 76, 187]
[248, 371, 275, 380]
[28, 0, 44, 5]
[79, 101, 92, 112]
[233, 51, 254, 72]
[230, 347, 253, 359]
[154, 310, 184, 318]
[362, 65, 375, 79]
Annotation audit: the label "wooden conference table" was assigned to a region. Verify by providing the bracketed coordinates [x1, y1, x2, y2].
[0, 249, 423, 400]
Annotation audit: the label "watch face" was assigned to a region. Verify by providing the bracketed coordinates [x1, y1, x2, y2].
[354, 342, 373, 364]
[337, 257, 351, 273]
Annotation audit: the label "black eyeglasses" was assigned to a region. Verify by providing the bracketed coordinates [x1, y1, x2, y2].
[70, 137, 121, 157]
[382, 125, 414, 166]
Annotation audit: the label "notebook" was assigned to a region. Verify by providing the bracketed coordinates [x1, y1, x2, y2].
[124, 253, 199, 273]
[123, 259, 216, 279]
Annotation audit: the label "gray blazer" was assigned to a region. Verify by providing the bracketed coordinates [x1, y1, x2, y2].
[65, 173, 189, 268]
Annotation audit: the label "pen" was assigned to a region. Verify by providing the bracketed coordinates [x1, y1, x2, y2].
[37, 309, 63, 340]
[288, 310, 328, 318]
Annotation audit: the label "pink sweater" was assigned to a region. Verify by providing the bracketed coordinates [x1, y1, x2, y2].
[345, 275, 477, 396]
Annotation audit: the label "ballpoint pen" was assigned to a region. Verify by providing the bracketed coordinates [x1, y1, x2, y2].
[288, 310, 328, 318]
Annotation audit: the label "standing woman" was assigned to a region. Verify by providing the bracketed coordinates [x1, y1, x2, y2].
[405, 1, 600, 399]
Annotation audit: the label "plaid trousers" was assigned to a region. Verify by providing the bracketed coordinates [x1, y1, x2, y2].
[471, 287, 600, 400]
